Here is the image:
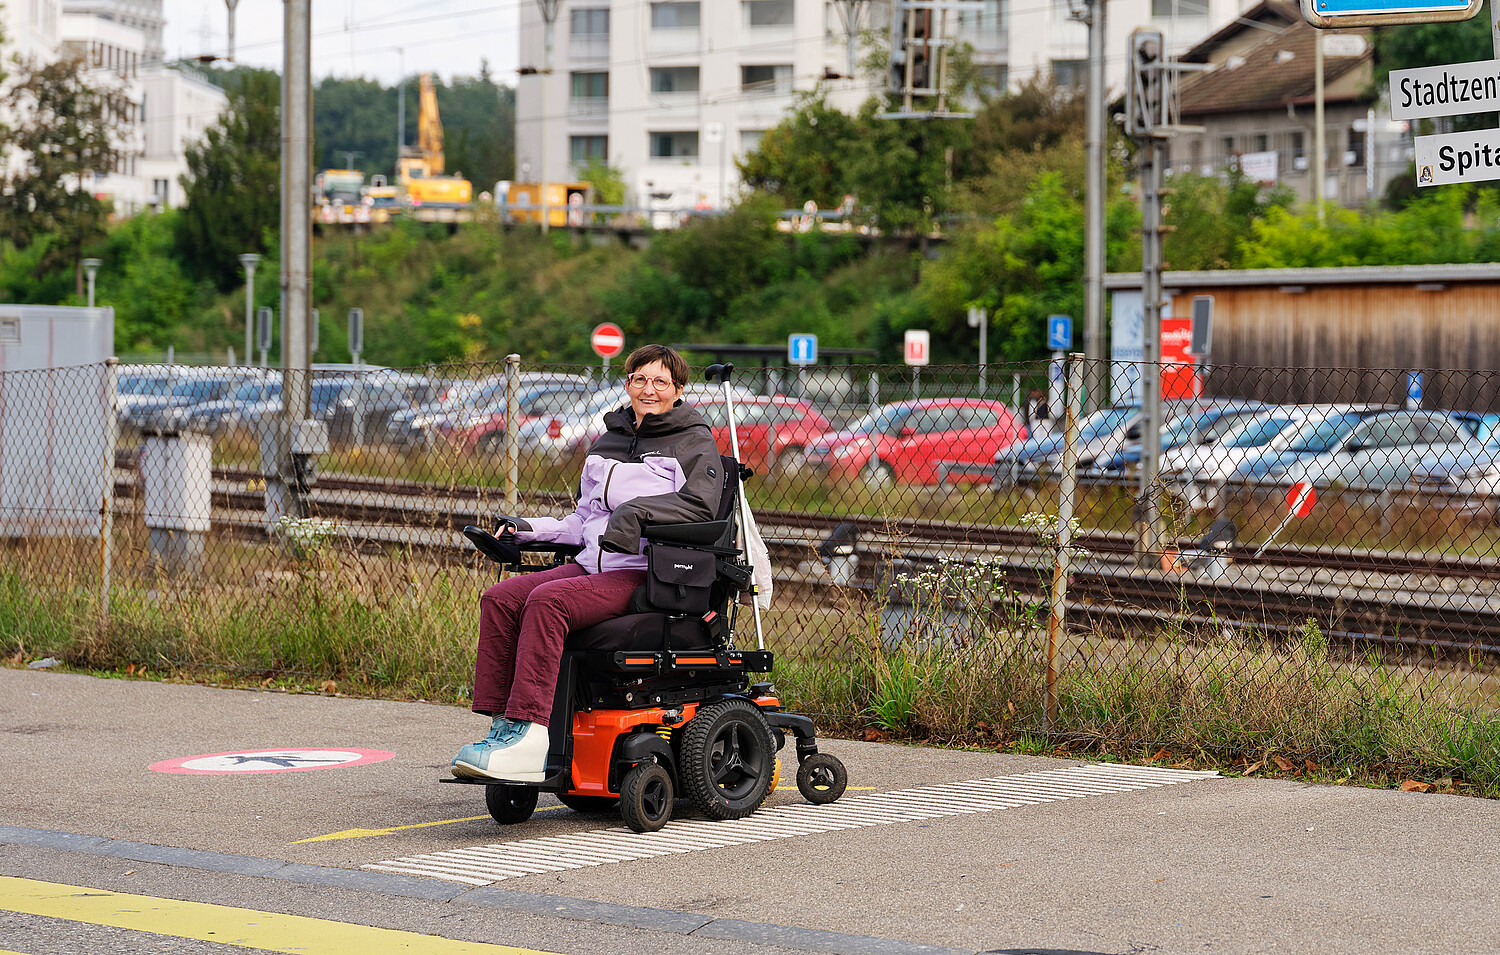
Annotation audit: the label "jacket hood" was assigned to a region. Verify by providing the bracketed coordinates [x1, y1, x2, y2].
[603, 399, 710, 439]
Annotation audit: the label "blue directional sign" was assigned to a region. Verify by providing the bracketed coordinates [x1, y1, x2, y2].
[1301, 0, 1480, 29]
[1047, 315, 1073, 351]
[1407, 371, 1424, 408]
[788, 333, 818, 366]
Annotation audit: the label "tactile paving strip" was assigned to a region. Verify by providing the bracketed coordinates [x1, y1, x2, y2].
[364, 763, 1218, 885]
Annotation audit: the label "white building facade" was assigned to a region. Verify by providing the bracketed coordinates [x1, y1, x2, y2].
[514, 0, 1269, 210]
[51, 0, 225, 214]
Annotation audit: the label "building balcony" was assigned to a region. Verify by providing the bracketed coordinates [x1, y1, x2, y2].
[569, 95, 609, 119]
[568, 33, 608, 62]
[647, 27, 699, 57]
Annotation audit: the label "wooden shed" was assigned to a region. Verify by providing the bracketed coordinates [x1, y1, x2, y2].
[1105, 264, 1500, 412]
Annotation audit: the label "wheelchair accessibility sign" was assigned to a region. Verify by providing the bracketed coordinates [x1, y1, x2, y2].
[150, 748, 395, 775]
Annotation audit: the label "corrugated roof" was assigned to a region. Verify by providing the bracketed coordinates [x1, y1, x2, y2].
[1178, 17, 1371, 116]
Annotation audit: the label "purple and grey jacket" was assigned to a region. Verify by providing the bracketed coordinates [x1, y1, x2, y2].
[514, 398, 724, 574]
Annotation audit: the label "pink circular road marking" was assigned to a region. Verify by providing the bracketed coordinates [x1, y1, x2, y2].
[149, 748, 395, 775]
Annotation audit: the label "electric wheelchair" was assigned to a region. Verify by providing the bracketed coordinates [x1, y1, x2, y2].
[443, 364, 847, 833]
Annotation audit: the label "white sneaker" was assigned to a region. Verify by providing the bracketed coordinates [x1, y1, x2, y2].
[451, 720, 549, 781]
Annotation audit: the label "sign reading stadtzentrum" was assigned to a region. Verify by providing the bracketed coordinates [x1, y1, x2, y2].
[1413, 128, 1500, 187]
[1390, 59, 1500, 120]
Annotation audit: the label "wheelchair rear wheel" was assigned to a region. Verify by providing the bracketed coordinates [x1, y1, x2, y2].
[620, 762, 674, 833]
[485, 784, 539, 824]
[680, 698, 777, 820]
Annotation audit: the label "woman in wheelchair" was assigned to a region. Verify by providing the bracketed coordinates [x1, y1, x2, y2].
[452, 344, 725, 781]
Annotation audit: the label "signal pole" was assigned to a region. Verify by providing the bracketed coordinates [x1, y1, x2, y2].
[1082, 0, 1106, 413]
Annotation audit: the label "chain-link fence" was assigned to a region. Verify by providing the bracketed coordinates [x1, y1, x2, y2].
[5, 356, 1497, 773]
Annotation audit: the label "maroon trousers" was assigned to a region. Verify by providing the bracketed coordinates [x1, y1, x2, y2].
[472, 562, 647, 725]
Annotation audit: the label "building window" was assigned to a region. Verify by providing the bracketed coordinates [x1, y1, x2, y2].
[650, 66, 700, 93]
[1152, 0, 1210, 16]
[1221, 135, 1236, 163]
[570, 72, 608, 98]
[1253, 133, 1269, 153]
[651, 1, 700, 28]
[570, 135, 608, 164]
[740, 129, 767, 153]
[744, 0, 794, 27]
[650, 131, 700, 159]
[1288, 130, 1306, 171]
[1050, 59, 1086, 87]
[741, 64, 792, 94]
[570, 8, 609, 35]
[960, 0, 1006, 33]
[975, 64, 1008, 95]
[152, 178, 169, 204]
[1346, 126, 1366, 167]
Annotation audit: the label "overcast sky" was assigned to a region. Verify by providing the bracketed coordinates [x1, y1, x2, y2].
[160, 0, 521, 86]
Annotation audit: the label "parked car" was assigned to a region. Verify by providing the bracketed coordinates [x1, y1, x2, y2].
[121, 368, 268, 434]
[1088, 401, 1270, 474]
[384, 379, 489, 450]
[517, 382, 754, 460]
[1408, 431, 1500, 516]
[808, 398, 1025, 486]
[994, 405, 1139, 479]
[434, 380, 596, 454]
[1233, 410, 1480, 491]
[689, 396, 832, 474]
[1450, 411, 1500, 445]
[183, 378, 354, 438]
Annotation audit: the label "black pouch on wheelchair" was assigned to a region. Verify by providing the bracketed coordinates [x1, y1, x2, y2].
[645, 543, 715, 614]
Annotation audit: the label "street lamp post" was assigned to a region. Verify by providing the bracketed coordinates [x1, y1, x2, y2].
[240, 253, 261, 367]
[82, 258, 101, 308]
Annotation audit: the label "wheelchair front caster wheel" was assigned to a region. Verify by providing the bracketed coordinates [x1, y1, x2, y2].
[620, 762, 674, 833]
[485, 784, 539, 824]
[796, 753, 847, 804]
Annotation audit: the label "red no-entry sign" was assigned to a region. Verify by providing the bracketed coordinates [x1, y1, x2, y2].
[1287, 481, 1317, 518]
[591, 323, 625, 359]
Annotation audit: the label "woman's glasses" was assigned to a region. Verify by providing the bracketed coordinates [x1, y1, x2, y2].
[626, 374, 675, 391]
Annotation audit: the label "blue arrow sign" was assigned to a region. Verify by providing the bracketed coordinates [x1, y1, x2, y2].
[1301, 0, 1480, 28]
[788, 333, 818, 366]
[1047, 315, 1073, 351]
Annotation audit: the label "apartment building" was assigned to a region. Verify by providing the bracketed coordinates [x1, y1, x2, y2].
[50, 0, 226, 215]
[514, 0, 1329, 210]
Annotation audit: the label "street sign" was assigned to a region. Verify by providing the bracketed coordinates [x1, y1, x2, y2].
[788, 333, 818, 366]
[1047, 315, 1073, 351]
[1388, 59, 1500, 120]
[904, 329, 930, 366]
[1188, 296, 1213, 357]
[591, 322, 625, 359]
[347, 307, 363, 356]
[256, 306, 273, 352]
[1407, 371, 1424, 409]
[1301, 0, 1481, 29]
[1413, 128, 1500, 187]
[1287, 482, 1317, 519]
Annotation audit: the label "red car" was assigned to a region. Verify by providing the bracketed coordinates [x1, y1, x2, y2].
[434, 381, 595, 455]
[690, 396, 832, 475]
[807, 398, 1026, 486]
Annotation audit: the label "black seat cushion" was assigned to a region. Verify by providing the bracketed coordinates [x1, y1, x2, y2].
[568, 612, 716, 652]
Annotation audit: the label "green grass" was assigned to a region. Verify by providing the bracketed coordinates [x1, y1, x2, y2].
[4, 530, 1497, 797]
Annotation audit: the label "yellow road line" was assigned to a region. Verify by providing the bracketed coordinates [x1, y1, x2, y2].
[0, 877, 562, 955]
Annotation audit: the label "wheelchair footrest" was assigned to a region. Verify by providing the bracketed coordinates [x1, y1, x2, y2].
[439, 771, 568, 791]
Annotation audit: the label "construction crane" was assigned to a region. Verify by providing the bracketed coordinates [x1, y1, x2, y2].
[397, 73, 473, 221]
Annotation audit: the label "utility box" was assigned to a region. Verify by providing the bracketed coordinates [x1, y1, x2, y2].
[0, 305, 114, 537]
[140, 431, 211, 574]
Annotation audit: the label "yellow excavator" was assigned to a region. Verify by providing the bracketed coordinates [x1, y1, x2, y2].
[398, 73, 473, 220]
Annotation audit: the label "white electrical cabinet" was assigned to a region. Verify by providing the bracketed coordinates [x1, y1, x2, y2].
[0, 305, 114, 537]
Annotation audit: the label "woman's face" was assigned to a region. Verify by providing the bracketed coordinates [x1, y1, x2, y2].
[626, 359, 684, 422]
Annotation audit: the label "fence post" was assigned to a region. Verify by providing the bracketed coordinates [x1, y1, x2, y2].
[505, 354, 520, 514]
[99, 357, 119, 625]
[1044, 352, 1084, 732]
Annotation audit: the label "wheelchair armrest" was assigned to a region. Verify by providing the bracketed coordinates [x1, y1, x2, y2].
[642, 520, 729, 547]
[519, 540, 584, 557]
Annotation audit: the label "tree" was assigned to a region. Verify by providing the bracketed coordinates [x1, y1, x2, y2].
[175, 68, 281, 290]
[736, 91, 861, 209]
[0, 53, 128, 291]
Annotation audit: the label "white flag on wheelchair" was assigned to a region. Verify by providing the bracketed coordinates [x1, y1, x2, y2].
[738, 504, 773, 610]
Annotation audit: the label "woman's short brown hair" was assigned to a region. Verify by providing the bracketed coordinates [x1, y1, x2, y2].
[624, 344, 689, 388]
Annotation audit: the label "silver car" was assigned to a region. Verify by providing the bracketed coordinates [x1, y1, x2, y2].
[1408, 435, 1500, 516]
[1246, 410, 1482, 492]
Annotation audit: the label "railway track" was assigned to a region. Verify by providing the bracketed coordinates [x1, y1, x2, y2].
[109, 465, 1500, 654]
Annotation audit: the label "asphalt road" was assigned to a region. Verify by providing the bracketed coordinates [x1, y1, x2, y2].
[2, 667, 1497, 955]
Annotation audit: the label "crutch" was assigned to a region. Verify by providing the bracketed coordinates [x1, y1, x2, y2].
[704, 362, 765, 650]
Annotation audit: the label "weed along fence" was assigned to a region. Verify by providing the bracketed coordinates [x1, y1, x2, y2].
[4, 356, 1499, 790]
